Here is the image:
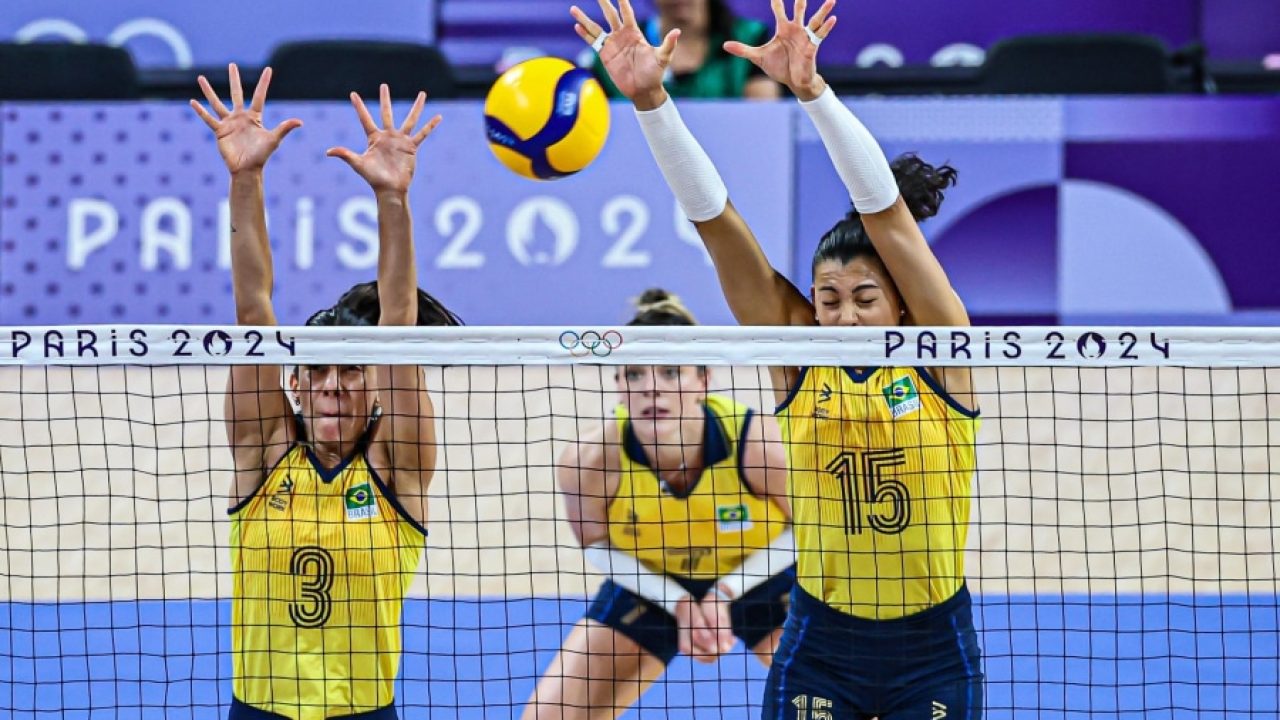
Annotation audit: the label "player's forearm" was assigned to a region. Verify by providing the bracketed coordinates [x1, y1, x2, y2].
[798, 87, 899, 215]
[228, 171, 275, 325]
[633, 97, 728, 223]
[719, 528, 795, 599]
[375, 190, 418, 326]
[583, 542, 689, 615]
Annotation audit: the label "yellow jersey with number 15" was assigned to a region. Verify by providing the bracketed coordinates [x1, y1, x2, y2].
[776, 366, 978, 621]
[229, 443, 427, 720]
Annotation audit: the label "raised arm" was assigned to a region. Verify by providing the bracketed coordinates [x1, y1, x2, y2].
[572, 0, 812, 327]
[327, 86, 443, 524]
[191, 64, 302, 502]
[728, 0, 968, 330]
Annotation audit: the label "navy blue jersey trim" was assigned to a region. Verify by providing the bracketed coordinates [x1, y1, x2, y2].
[227, 444, 299, 517]
[841, 366, 880, 384]
[735, 408, 767, 500]
[916, 366, 981, 419]
[773, 366, 811, 414]
[621, 402, 729, 500]
[365, 460, 429, 538]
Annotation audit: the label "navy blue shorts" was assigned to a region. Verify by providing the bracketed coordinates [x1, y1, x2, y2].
[585, 565, 796, 664]
[762, 584, 983, 720]
[229, 698, 397, 719]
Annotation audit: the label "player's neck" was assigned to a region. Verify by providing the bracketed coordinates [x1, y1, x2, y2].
[308, 440, 354, 470]
[648, 417, 705, 488]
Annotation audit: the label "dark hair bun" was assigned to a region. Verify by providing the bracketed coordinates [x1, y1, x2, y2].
[635, 288, 673, 308]
[891, 153, 958, 222]
[629, 288, 697, 326]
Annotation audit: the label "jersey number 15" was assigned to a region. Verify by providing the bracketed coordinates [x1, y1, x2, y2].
[825, 449, 910, 535]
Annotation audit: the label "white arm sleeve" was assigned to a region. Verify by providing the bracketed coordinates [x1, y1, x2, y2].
[583, 542, 690, 616]
[633, 98, 729, 223]
[799, 86, 900, 214]
[718, 528, 796, 599]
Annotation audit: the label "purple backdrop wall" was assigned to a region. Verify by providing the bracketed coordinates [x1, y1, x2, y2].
[0, 102, 791, 326]
[3, 97, 1279, 327]
[793, 97, 1280, 325]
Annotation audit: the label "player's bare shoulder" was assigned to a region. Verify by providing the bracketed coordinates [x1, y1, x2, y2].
[558, 419, 622, 495]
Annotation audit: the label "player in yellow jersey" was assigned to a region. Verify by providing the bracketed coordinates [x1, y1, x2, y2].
[573, 1, 983, 718]
[523, 290, 795, 720]
[192, 65, 458, 720]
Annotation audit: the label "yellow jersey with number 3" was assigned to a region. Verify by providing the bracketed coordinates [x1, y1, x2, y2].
[607, 394, 788, 581]
[229, 443, 427, 720]
[776, 366, 979, 620]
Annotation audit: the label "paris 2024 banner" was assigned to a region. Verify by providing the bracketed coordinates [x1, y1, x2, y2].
[3, 97, 1280, 327]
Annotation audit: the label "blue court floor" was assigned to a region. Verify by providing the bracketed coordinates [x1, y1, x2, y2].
[2, 594, 1277, 719]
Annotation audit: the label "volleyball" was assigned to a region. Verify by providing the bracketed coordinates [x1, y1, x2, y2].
[484, 57, 611, 181]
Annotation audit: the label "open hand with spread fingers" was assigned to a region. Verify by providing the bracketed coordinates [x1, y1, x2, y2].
[571, 0, 678, 110]
[327, 84, 442, 195]
[724, 0, 838, 101]
[190, 64, 302, 176]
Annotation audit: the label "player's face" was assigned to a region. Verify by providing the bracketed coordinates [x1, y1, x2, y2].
[295, 365, 376, 447]
[656, 0, 709, 29]
[811, 256, 905, 327]
[616, 365, 708, 439]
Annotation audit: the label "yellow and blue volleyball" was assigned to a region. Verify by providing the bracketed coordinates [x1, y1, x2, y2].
[484, 57, 610, 181]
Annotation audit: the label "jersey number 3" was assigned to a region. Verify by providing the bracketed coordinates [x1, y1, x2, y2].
[290, 546, 334, 628]
[825, 449, 910, 535]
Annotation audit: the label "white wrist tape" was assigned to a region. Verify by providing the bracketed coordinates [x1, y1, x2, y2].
[800, 87, 899, 215]
[634, 99, 729, 222]
[584, 542, 689, 616]
[718, 528, 796, 599]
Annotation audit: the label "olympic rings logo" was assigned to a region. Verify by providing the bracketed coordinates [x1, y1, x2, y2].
[559, 330, 623, 358]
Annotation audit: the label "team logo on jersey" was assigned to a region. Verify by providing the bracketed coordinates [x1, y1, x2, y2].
[882, 375, 921, 419]
[344, 483, 379, 521]
[268, 476, 294, 512]
[716, 504, 753, 532]
[813, 383, 833, 417]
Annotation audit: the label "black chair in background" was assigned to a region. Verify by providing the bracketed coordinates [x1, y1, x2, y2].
[266, 41, 457, 100]
[979, 34, 1173, 95]
[0, 42, 140, 100]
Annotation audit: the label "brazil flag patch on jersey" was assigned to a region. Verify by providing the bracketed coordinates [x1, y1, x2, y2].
[345, 482, 379, 520]
[716, 503, 753, 532]
[883, 375, 922, 419]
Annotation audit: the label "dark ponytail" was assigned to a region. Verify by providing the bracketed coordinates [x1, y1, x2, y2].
[892, 153, 957, 222]
[811, 154, 958, 276]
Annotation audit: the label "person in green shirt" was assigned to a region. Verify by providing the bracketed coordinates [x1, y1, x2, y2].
[592, 0, 781, 99]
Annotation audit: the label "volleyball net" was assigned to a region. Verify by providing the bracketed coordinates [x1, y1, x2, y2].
[1, 325, 1277, 719]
